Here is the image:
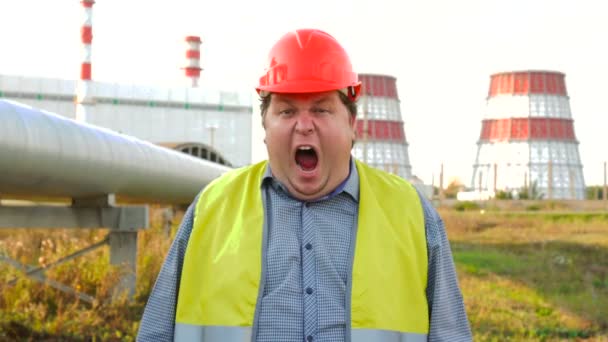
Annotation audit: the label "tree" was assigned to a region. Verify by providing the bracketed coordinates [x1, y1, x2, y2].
[586, 186, 605, 200]
[444, 179, 465, 199]
[519, 180, 544, 200]
[495, 190, 513, 200]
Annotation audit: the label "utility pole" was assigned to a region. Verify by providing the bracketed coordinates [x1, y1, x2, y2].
[602, 162, 608, 201]
[569, 169, 575, 199]
[524, 171, 528, 199]
[493, 163, 498, 194]
[547, 160, 553, 200]
[206, 125, 217, 149]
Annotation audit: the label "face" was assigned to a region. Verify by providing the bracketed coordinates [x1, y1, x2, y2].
[263, 91, 356, 201]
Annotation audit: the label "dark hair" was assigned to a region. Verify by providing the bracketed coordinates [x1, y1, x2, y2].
[259, 91, 358, 120]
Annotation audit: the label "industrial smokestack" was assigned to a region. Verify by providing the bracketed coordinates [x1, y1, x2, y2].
[75, 0, 95, 122]
[184, 36, 202, 87]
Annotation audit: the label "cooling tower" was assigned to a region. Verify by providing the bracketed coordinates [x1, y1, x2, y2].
[471, 70, 585, 199]
[353, 74, 412, 180]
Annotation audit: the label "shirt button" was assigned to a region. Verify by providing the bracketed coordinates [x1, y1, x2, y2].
[305, 243, 312, 250]
[305, 202, 311, 208]
[307, 335, 313, 342]
[306, 287, 313, 294]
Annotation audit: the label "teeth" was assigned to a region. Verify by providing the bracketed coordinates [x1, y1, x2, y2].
[298, 146, 313, 150]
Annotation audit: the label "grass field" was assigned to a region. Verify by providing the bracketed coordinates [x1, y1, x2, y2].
[1, 204, 607, 341]
[443, 209, 608, 341]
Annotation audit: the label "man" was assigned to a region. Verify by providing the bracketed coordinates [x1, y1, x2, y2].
[138, 28, 472, 342]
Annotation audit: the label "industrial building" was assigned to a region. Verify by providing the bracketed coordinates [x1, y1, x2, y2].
[0, 0, 253, 168]
[0, 74, 253, 167]
[1, 2, 419, 193]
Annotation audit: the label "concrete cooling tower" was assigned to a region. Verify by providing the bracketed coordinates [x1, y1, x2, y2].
[471, 70, 585, 199]
[353, 74, 412, 180]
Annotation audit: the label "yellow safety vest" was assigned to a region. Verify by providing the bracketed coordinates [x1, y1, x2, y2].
[175, 160, 428, 341]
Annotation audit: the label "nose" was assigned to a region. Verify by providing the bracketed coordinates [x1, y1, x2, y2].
[295, 113, 314, 135]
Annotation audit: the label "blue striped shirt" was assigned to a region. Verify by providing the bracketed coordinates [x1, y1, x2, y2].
[137, 160, 472, 341]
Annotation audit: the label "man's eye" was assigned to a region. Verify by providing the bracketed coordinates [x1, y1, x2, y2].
[279, 109, 294, 116]
[312, 108, 329, 114]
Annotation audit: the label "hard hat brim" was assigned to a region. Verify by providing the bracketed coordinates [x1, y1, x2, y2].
[256, 80, 361, 98]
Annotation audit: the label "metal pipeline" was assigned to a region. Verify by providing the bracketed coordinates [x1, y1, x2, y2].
[0, 100, 232, 204]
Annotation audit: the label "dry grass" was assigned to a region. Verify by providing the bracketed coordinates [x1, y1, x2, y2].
[1, 205, 607, 340]
[442, 209, 608, 341]
[0, 205, 182, 341]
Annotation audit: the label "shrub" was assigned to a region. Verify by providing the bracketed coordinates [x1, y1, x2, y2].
[454, 201, 481, 212]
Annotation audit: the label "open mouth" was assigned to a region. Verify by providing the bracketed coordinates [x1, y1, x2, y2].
[295, 146, 318, 172]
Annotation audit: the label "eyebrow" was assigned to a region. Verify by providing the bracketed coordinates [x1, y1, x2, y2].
[312, 97, 331, 105]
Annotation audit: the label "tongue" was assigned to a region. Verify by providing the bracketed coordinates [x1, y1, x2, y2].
[296, 151, 318, 171]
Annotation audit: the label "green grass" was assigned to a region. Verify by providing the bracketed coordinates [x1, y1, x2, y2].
[442, 209, 608, 341]
[1, 207, 607, 340]
[499, 211, 608, 223]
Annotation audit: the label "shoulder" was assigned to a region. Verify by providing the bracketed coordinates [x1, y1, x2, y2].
[193, 161, 267, 212]
[416, 191, 445, 248]
[355, 159, 418, 195]
[201, 160, 268, 194]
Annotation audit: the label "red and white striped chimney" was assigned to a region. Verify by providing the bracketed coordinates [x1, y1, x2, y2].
[76, 0, 95, 122]
[184, 36, 202, 87]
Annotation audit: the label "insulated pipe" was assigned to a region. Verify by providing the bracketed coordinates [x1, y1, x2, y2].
[0, 100, 231, 204]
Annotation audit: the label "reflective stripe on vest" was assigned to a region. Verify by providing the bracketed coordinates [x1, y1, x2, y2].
[174, 324, 251, 341]
[176, 160, 428, 340]
[174, 324, 428, 342]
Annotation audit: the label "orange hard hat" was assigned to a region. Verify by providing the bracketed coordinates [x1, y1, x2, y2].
[256, 29, 361, 100]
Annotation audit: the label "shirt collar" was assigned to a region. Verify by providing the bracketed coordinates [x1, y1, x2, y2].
[262, 157, 359, 202]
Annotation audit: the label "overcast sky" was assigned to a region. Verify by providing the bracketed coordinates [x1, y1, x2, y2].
[1, 0, 606, 185]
